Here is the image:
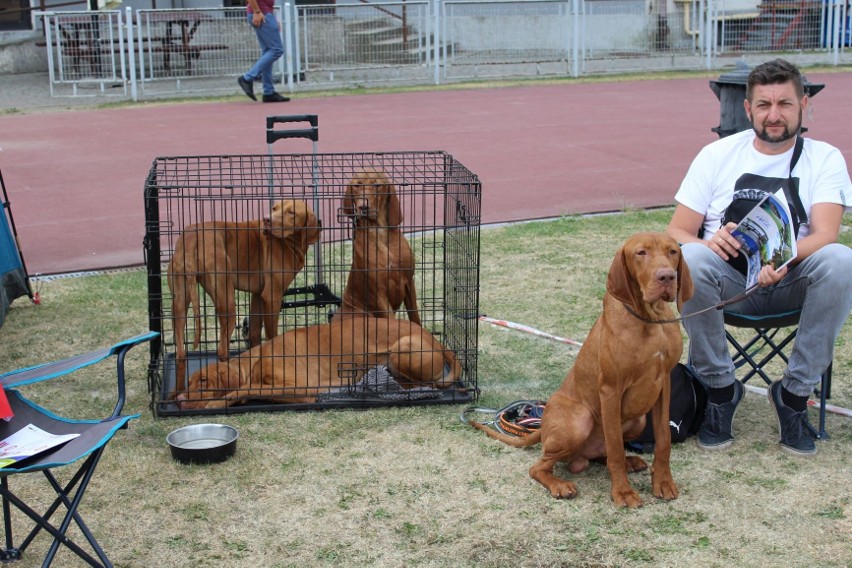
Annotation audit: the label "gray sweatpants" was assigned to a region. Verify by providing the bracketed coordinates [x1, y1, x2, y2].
[679, 242, 852, 397]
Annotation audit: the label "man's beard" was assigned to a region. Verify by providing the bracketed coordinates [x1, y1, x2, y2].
[752, 108, 802, 143]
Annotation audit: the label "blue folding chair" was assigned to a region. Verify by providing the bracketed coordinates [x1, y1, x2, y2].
[0, 331, 158, 567]
[724, 310, 832, 439]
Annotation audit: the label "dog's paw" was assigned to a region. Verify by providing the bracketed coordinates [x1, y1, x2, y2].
[652, 477, 679, 501]
[625, 455, 648, 473]
[548, 481, 578, 500]
[611, 487, 643, 508]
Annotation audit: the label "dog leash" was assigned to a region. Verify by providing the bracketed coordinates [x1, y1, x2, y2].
[461, 400, 546, 436]
[621, 284, 758, 325]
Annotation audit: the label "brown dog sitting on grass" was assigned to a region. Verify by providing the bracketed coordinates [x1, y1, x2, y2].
[175, 314, 463, 410]
[167, 199, 321, 398]
[470, 232, 693, 508]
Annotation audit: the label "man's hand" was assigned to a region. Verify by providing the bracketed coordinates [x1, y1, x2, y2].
[757, 264, 787, 287]
[252, 12, 264, 27]
[709, 222, 741, 261]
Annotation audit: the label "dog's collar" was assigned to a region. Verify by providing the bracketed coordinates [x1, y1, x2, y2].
[621, 302, 681, 325]
[621, 284, 758, 325]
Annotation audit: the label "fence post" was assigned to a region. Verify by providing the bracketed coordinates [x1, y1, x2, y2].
[433, 0, 441, 85]
[36, 13, 57, 97]
[291, 2, 302, 85]
[830, 0, 844, 65]
[702, 0, 712, 69]
[571, 0, 581, 77]
[283, 2, 294, 92]
[126, 7, 138, 102]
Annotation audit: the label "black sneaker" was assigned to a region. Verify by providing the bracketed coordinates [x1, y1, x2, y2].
[262, 92, 290, 103]
[768, 380, 817, 457]
[697, 380, 744, 451]
[237, 76, 256, 101]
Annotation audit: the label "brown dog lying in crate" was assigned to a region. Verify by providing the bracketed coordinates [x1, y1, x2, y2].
[469, 232, 693, 508]
[335, 167, 421, 324]
[175, 314, 463, 410]
[167, 199, 321, 398]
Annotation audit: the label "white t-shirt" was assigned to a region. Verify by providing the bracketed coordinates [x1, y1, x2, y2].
[675, 129, 851, 240]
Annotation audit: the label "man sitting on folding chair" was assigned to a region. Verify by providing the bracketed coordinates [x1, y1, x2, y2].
[666, 58, 852, 457]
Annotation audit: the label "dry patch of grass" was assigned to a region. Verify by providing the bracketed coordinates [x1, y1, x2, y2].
[0, 209, 850, 567]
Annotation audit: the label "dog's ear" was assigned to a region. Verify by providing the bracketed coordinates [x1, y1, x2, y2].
[342, 180, 356, 216]
[386, 184, 402, 227]
[676, 249, 694, 311]
[606, 245, 642, 311]
[301, 211, 321, 247]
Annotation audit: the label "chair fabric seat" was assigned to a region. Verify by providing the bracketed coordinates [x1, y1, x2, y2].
[723, 309, 801, 330]
[0, 391, 137, 475]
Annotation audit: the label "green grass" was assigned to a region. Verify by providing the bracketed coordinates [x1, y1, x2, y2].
[0, 209, 850, 567]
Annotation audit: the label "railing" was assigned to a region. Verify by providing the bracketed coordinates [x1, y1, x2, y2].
[134, 8, 276, 96]
[34, 0, 852, 100]
[37, 9, 126, 97]
[297, 1, 434, 85]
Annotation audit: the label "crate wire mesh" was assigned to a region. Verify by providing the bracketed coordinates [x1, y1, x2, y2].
[144, 150, 480, 417]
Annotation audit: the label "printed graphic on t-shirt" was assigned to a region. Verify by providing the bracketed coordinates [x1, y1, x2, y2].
[733, 173, 790, 195]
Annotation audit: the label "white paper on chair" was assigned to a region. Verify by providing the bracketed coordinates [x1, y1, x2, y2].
[0, 424, 80, 468]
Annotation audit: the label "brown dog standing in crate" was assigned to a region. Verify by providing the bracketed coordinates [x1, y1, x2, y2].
[335, 167, 421, 324]
[167, 199, 321, 398]
[175, 314, 463, 410]
[469, 232, 693, 508]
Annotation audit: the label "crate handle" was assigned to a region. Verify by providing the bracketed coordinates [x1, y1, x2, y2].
[266, 115, 318, 143]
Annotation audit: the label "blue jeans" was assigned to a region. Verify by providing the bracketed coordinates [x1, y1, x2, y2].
[680, 242, 852, 397]
[243, 12, 284, 96]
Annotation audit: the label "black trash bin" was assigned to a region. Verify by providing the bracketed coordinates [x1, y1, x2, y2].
[709, 60, 825, 138]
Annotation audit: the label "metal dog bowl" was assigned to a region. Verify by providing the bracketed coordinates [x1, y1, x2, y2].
[167, 424, 238, 465]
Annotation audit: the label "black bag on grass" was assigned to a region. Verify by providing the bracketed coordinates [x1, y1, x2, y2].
[626, 363, 708, 453]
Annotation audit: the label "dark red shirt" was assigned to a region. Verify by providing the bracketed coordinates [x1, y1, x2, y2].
[247, 0, 275, 15]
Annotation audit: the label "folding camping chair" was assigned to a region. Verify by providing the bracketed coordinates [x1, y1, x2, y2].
[723, 309, 832, 439]
[0, 331, 158, 567]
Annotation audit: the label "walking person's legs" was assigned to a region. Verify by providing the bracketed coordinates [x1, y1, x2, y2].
[237, 12, 288, 102]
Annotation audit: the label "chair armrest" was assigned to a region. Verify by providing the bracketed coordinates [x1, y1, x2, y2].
[1, 332, 160, 417]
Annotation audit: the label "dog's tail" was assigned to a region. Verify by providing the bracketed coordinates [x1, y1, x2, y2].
[176, 247, 202, 351]
[188, 277, 201, 351]
[468, 421, 543, 448]
[438, 347, 463, 388]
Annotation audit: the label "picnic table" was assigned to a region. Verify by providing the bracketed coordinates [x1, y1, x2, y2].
[144, 11, 228, 73]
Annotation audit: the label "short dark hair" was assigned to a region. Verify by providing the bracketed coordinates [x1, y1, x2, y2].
[746, 58, 805, 101]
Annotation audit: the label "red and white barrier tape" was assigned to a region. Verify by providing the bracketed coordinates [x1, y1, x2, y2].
[478, 316, 583, 347]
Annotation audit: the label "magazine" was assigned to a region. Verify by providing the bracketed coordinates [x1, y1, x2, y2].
[731, 190, 798, 290]
[0, 423, 80, 468]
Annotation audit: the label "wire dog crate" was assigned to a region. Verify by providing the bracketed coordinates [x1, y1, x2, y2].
[144, 121, 481, 417]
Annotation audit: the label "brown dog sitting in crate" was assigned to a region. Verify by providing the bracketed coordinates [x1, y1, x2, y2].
[174, 314, 463, 410]
[167, 199, 321, 399]
[469, 232, 693, 508]
[334, 167, 421, 324]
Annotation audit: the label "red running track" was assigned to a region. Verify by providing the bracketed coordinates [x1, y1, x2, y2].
[2, 73, 851, 275]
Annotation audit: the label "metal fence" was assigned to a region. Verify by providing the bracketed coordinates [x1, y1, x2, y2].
[39, 9, 127, 97]
[298, 1, 437, 85]
[35, 0, 852, 99]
